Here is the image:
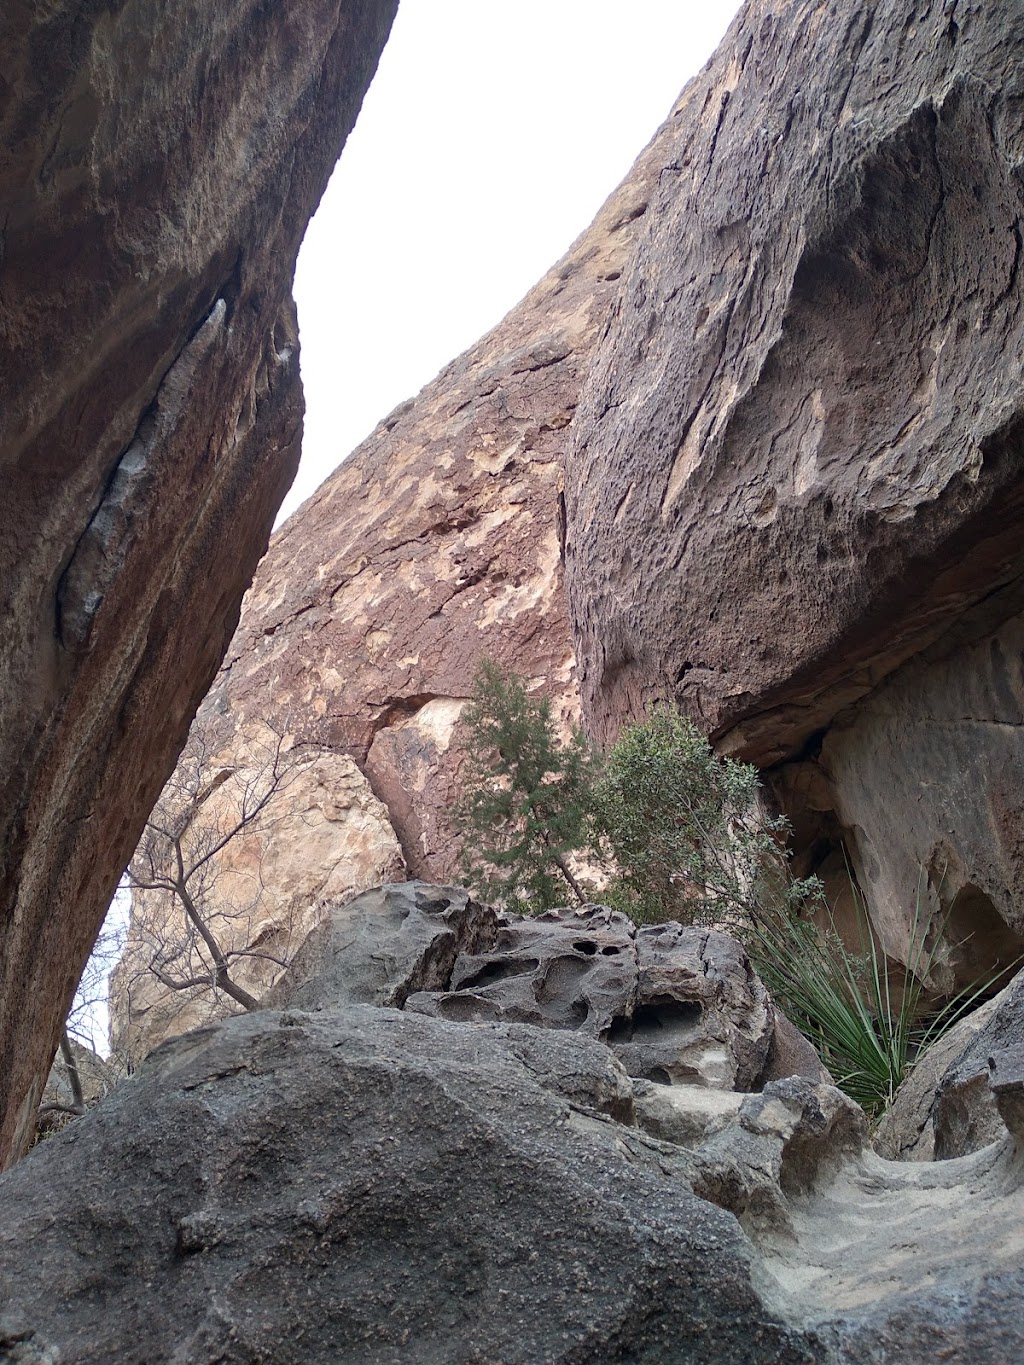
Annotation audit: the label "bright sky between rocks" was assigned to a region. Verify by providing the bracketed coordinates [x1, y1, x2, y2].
[284, 0, 743, 525]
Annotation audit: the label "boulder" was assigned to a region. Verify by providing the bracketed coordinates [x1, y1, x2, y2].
[404, 901, 778, 1091]
[875, 990, 1005, 1162]
[407, 903, 638, 1034]
[266, 882, 499, 1014]
[0, 1006, 815, 1365]
[622, 921, 773, 1090]
[690, 1079, 869, 1240]
[932, 972, 1024, 1159]
[561, 0, 1024, 985]
[4, 993, 1024, 1360]
[0, 0, 397, 1167]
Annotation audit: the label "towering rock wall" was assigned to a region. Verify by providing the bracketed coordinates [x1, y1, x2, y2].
[563, 0, 1024, 983]
[113, 0, 1024, 1055]
[0, 0, 397, 1166]
[109, 106, 672, 1055]
[191, 109, 674, 881]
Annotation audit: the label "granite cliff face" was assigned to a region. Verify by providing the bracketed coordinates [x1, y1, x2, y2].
[563, 0, 1024, 983]
[0, 0, 397, 1166]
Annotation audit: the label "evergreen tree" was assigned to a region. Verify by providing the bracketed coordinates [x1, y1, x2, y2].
[455, 660, 593, 914]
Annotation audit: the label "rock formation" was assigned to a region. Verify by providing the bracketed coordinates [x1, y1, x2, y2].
[107, 90, 681, 1053]
[0, 0, 397, 1166]
[562, 0, 1024, 985]
[184, 90, 676, 885]
[878, 968, 1024, 1162]
[124, 0, 1024, 1044]
[3, 885, 1024, 1361]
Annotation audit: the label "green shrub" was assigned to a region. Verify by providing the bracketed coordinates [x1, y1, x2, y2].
[748, 890, 1013, 1119]
[590, 703, 813, 927]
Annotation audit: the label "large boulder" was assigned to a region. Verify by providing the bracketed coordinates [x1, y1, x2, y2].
[4, 942, 1024, 1359]
[0, 0, 397, 1167]
[0, 1006, 816, 1365]
[562, 0, 1024, 983]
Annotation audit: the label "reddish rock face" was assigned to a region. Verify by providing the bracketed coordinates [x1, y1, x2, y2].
[563, 1, 1024, 979]
[207, 117, 674, 880]
[0, 0, 397, 1166]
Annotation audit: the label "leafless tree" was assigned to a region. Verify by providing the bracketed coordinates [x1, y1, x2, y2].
[123, 721, 303, 1016]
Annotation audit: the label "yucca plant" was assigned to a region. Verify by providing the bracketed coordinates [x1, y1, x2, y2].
[749, 888, 1015, 1119]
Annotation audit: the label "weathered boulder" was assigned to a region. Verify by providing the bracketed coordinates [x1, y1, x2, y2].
[562, 0, 1024, 983]
[403, 901, 779, 1091]
[931, 972, 1024, 1159]
[265, 882, 498, 1014]
[0, 0, 397, 1167]
[407, 903, 639, 1034]
[171, 78, 681, 890]
[875, 988, 1006, 1162]
[691, 1079, 869, 1240]
[0, 1006, 816, 1365]
[4, 980, 1024, 1358]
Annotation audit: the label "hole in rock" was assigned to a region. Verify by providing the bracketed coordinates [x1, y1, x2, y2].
[535, 955, 595, 1004]
[436, 994, 497, 1023]
[605, 998, 703, 1043]
[573, 940, 598, 956]
[456, 957, 540, 991]
[940, 884, 1024, 997]
[648, 1067, 673, 1085]
[631, 998, 703, 1037]
[601, 945, 621, 956]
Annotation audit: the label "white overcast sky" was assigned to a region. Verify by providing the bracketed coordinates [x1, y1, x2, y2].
[283, 0, 743, 524]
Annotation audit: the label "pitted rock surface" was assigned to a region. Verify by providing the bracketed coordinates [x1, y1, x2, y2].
[403, 901, 776, 1091]
[0, 0, 397, 1167]
[266, 882, 499, 1015]
[622, 922, 774, 1090]
[407, 904, 638, 1035]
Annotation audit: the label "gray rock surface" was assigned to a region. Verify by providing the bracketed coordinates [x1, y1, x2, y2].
[875, 990, 1005, 1162]
[631, 1078, 745, 1147]
[279, 886, 827, 1093]
[264, 882, 498, 1014]
[932, 972, 1024, 1158]
[401, 902, 777, 1090]
[0, 1006, 814, 1365]
[4, 882, 1024, 1360]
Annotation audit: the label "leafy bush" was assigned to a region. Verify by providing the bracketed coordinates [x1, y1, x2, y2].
[590, 703, 814, 927]
[454, 660, 595, 915]
[455, 663, 811, 928]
